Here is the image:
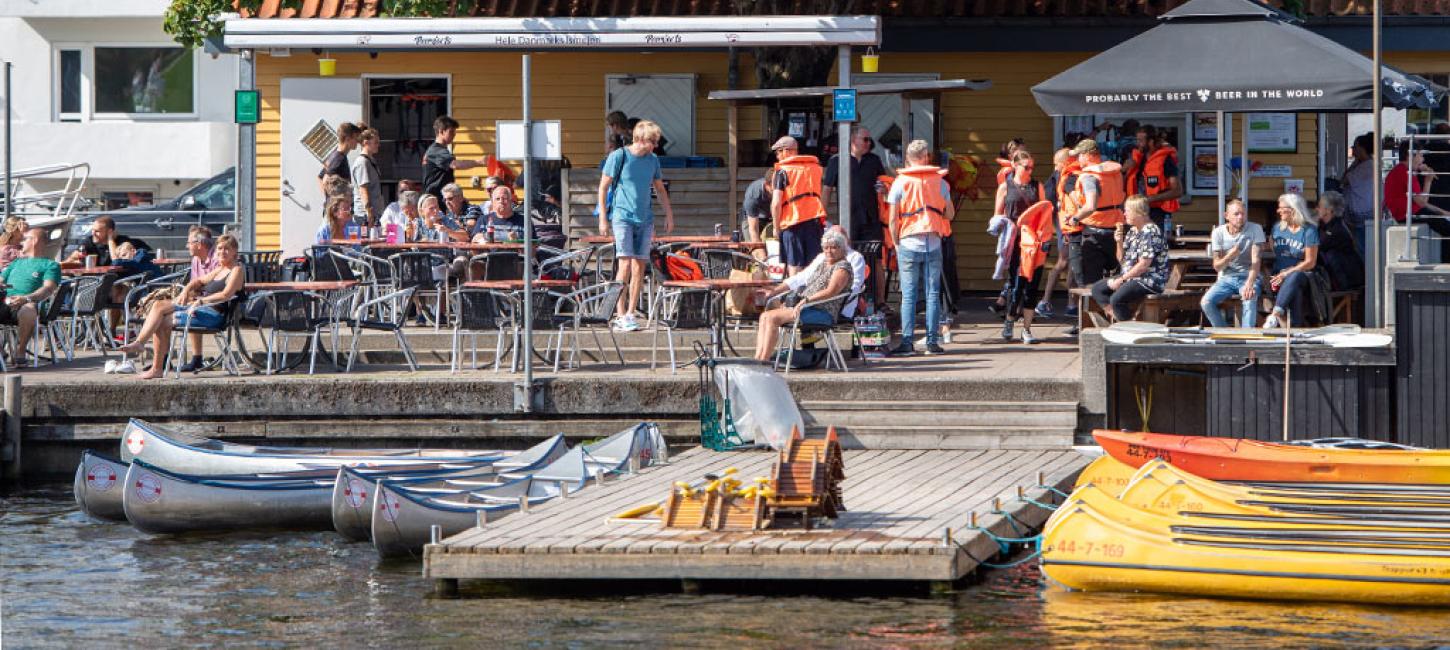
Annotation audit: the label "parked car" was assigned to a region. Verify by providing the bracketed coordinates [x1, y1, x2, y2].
[68, 167, 236, 255]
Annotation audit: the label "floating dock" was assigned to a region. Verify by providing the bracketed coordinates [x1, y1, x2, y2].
[424, 447, 1089, 587]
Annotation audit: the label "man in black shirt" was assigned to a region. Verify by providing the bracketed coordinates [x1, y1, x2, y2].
[739, 171, 772, 242]
[822, 126, 891, 306]
[318, 122, 362, 195]
[65, 215, 150, 266]
[423, 115, 488, 204]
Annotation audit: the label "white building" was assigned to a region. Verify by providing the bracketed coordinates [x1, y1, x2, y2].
[0, 0, 237, 209]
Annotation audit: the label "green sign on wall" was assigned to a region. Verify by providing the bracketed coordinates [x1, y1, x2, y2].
[235, 90, 260, 124]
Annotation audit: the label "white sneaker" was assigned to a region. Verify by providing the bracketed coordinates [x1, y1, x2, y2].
[113, 359, 137, 374]
[1022, 329, 1040, 345]
[613, 314, 641, 333]
[103, 359, 119, 374]
[1263, 314, 1282, 329]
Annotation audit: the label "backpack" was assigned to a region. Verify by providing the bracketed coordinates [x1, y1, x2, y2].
[595, 149, 629, 217]
[664, 251, 704, 281]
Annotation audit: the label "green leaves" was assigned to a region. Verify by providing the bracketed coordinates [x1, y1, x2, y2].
[162, 0, 457, 49]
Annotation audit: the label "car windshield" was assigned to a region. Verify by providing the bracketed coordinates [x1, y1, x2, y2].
[187, 172, 234, 210]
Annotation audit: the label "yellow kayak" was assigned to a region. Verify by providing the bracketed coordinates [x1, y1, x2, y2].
[1041, 499, 1450, 606]
[1119, 460, 1450, 519]
[1073, 454, 1139, 497]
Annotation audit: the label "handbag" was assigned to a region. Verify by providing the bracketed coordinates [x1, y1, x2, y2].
[724, 267, 766, 317]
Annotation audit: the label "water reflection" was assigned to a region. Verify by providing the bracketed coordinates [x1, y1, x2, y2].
[4, 486, 1449, 648]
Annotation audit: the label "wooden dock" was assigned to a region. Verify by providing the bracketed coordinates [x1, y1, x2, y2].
[424, 447, 1090, 585]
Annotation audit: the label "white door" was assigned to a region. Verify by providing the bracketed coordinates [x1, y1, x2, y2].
[606, 74, 695, 156]
[856, 74, 938, 164]
[280, 78, 362, 256]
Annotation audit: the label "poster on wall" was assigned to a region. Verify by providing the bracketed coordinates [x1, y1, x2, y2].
[1192, 113, 1218, 141]
[1247, 113, 1297, 153]
[1191, 143, 1219, 192]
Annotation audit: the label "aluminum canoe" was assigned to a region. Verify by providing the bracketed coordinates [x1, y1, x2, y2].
[331, 434, 568, 542]
[119, 418, 508, 475]
[370, 476, 558, 559]
[122, 459, 335, 534]
[74, 449, 130, 521]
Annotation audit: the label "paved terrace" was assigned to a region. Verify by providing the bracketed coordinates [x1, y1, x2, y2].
[12, 312, 1084, 475]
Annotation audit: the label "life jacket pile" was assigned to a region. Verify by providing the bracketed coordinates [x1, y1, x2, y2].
[1017, 200, 1057, 281]
[1069, 160, 1127, 229]
[893, 165, 953, 240]
[772, 155, 827, 229]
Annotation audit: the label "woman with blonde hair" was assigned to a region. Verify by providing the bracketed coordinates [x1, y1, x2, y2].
[0, 216, 27, 271]
[118, 234, 245, 379]
[1264, 192, 1320, 328]
[314, 195, 355, 244]
[1089, 195, 1169, 322]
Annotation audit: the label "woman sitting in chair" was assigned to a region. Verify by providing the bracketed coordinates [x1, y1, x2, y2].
[751, 229, 853, 362]
[119, 234, 245, 379]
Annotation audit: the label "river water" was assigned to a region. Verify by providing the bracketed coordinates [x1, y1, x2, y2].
[4, 485, 1450, 648]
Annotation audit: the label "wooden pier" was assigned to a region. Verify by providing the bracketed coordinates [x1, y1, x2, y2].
[424, 447, 1089, 585]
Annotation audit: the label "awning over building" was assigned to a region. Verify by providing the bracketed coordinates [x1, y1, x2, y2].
[222, 15, 880, 51]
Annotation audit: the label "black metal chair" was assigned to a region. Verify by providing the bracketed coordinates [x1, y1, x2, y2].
[63, 274, 117, 360]
[476, 250, 526, 282]
[449, 287, 515, 373]
[549, 281, 626, 371]
[307, 246, 358, 283]
[344, 286, 419, 372]
[256, 290, 331, 375]
[511, 288, 563, 373]
[167, 295, 247, 378]
[388, 251, 446, 327]
[10, 280, 75, 368]
[650, 286, 714, 373]
[240, 250, 284, 284]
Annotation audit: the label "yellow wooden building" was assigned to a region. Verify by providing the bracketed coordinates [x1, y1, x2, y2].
[229, 3, 1449, 290]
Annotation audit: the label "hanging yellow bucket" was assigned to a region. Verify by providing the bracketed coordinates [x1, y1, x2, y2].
[318, 58, 337, 77]
[861, 48, 879, 73]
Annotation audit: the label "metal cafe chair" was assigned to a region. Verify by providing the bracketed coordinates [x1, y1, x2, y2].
[650, 285, 713, 374]
[448, 287, 515, 373]
[767, 294, 851, 375]
[255, 290, 332, 375]
[166, 296, 247, 378]
[343, 286, 420, 372]
[548, 281, 626, 371]
[387, 251, 447, 328]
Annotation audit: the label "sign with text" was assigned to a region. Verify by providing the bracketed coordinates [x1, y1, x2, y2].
[496, 120, 562, 160]
[833, 88, 857, 122]
[234, 90, 260, 124]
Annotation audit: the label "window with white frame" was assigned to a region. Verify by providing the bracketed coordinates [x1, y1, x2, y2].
[55, 45, 196, 120]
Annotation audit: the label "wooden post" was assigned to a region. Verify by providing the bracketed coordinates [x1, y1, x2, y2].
[2, 375, 20, 482]
[728, 102, 739, 235]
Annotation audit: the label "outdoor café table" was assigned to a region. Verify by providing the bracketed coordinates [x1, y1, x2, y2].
[688, 241, 765, 252]
[461, 279, 576, 291]
[576, 234, 733, 246]
[365, 241, 525, 254]
[323, 238, 387, 246]
[241, 280, 360, 373]
[153, 257, 190, 265]
[62, 265, 124, 276]
[662, 278, 777, 359]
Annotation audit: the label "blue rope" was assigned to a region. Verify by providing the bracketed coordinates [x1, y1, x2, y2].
[1039, 485, 1072, 500]
[1021, 497, 1060, 511]
[978, 548, 1043, 569]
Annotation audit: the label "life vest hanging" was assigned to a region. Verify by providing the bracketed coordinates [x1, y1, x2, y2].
[771, 155, 826, 229]
[1071, 161, 1127, 229]
[1057, 161, 1083, 235]
[874, 174, 897, 251]
[1017, 201, 1057, 282]
[894, 165, 953, 240]
[1142, 146, 1181, 213]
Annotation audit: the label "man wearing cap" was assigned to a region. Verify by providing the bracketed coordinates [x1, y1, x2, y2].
[769, 136, 828, 276]
[1066, 139, 1128, 298]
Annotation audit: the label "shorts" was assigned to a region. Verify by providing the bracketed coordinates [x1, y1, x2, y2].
[798, 306, 835, 327]
[781, 219, 825, 268]
[173, 305, 225, 330]
[0, 301, 16, 325]
[611, 219, 654, 259]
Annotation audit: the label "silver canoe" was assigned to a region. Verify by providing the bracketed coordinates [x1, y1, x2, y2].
[74, 449, 130, 521]
[331, 433, 569, 542]
[370, 476, 559, 559]
[122, 460, 335, 534]
[370, 423, 669, 558]
[119, 419, 508, 475]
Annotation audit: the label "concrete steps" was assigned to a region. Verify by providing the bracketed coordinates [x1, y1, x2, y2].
[800, 400, 1078, 450]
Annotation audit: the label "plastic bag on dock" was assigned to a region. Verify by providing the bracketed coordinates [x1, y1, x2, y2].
[712, 361, 804, 451]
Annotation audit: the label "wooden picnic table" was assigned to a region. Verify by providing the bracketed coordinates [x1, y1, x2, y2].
[62, 265, 124, 276]
[245, 281, 358, 292]
[461, 279, 576, 291]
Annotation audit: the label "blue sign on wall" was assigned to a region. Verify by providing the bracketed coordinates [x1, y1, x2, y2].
[832, 88, 857, 122]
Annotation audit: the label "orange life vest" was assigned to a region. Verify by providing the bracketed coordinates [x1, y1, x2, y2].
[1070, 160, 1127, 229]
[894, 165, 953, 240]
[1141, 146, 1181, 213]
[1017, 200, 1056, 281]
[1057, 161, 1083, 234]
[772, 155, 826, 229]
[1124, 147, 1144, 194]
[874, 174, 897, 251]
[995, 159, 1013, 186]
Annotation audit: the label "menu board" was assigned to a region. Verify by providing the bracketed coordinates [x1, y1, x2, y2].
[1246, 113, 1297, 153]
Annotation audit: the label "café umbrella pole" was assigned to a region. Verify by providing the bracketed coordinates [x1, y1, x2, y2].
[519, 53, 535, 413]
[3, 61, 11, 220]
[1370, 0, 1384, 327]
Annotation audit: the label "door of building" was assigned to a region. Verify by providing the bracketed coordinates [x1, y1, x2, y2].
[606, 74, 695, 157]
[856, 73, 937, 165]
[280, 77, 362, 256]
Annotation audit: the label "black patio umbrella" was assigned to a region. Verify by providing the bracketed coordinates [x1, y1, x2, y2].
[1030, 0, 1441, 116]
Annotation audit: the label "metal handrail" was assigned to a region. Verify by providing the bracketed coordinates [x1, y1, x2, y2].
[1, 162, 90, 223]
[1398, 134, 1450, 260]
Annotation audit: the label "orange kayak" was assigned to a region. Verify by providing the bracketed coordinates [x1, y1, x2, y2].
[1094, 430, 1450, 485]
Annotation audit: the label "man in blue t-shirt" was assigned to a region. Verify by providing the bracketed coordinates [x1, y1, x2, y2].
[596, 120, 675, 332]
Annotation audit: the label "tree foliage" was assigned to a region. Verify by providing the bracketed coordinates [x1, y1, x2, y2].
[162, 0, 455, 49]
